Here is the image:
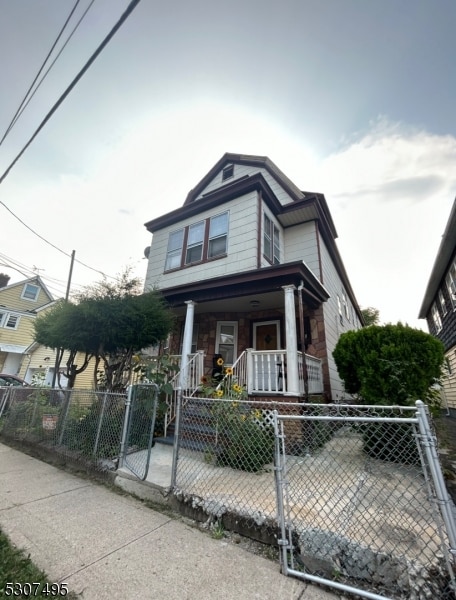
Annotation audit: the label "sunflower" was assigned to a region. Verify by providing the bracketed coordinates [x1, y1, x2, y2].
[200, 375, 208, 384]
[215, 389, 224, 397]
[225, 367, 233, 376]
[216, 357, 224, 366]
[232, 384, 242, 394]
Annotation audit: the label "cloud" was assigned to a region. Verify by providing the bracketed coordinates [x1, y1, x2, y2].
[312, 120, 456, 329]
[1, 108, 455, 332]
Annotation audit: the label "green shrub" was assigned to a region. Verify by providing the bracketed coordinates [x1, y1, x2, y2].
[333, 323, 445, 408]
[213, 403, 275, 472]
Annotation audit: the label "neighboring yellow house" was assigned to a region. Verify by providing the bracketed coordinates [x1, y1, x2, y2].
[0, 276, 96, 389]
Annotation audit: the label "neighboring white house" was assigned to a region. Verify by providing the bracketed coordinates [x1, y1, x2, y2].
[419, 197, 456, 413]
[144, 153, 363, 401]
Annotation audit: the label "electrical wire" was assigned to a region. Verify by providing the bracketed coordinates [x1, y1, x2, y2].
[0, 0, 143, 280]
[0, 0, 83, 146]
[1, 0, 97, 143]
[0, 0, 142, 185]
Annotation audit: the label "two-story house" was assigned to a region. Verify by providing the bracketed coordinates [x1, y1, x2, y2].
[0, 276, 94, 389]
[419, 197, 456, 413]
[0, 276, 56, 381]
[144, 153, 363, 408]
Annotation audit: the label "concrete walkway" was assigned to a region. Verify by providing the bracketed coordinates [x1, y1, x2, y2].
[0, 443, 340, 600]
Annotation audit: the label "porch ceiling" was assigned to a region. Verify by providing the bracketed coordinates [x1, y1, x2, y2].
[172, 290, 285, 316]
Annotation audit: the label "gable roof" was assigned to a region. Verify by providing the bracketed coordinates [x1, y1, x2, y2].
[419, 197, 456, 318]
[145, 153, 338, 238]
[0, 276, 54, 306]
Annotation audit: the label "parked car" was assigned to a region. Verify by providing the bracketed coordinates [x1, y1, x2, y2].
[0, 374, 28, 387]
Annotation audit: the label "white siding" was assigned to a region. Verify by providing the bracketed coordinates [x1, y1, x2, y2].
[319, 234, 361, 401]
[145, 192, 259, 290]
[443, 346, 456, 411]
[283, 222, 321, 278]
[196, 165, 296, 206]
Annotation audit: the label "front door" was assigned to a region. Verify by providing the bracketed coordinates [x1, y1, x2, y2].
[253, 321, 281, 350]
[252, 321, 281, 391]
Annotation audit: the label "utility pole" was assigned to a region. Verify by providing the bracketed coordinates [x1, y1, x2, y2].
[51, 250, 75, 388]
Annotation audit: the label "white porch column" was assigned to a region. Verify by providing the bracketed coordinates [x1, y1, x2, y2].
[180, 300, 196, 389]
[282, 285, 299, 395]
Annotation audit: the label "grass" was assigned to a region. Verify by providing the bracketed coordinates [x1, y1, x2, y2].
[0, 528, 78, 599]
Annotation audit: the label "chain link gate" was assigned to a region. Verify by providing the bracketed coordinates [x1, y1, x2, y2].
[119, 383, 159, 480]
[273, 401, 456, 600]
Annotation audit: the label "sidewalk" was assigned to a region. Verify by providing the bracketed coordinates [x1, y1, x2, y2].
[0, 443, 340, 600]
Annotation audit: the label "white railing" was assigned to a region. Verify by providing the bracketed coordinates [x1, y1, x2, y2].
[299, 352, 324, 395]
[163, 349, 323, 434]
[215, 350, 248, 398]
[246, 349, 323, 395]
[247, 349, 286, 393]
[163, 351, 204, 437]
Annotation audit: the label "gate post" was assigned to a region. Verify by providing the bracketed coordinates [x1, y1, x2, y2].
[119, 385, 133, 468]
[416, 400, 456, 560]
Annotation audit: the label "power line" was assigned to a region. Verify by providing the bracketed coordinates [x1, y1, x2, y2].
[0, 0, 142, 186]
[0, 0, 143, 280]
[0, 0, 83, 146]
[1, 0, 97, 143]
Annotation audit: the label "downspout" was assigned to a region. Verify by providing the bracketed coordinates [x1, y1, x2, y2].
[298, 281, 309, 402]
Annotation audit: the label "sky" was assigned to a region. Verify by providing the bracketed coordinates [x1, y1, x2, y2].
[1, 0, 456, 330]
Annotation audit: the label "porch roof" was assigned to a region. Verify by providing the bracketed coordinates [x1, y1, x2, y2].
[158, 261, 329, 310]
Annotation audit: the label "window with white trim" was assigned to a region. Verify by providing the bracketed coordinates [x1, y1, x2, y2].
[165, 211, 229, 271]
[263, 213, 280, 264]
[342, 291, 350, 321]
[0, 311, 20, 329]
[337, 295, 343, 324]
[215, 321, 238, 365]
[185, 220, 205, 264]
[439, 289, 447, 316]
[431, 302, 442, 333]
[165, 229, 184, 270]
[446, 259, 456, 309]
[21, 283, 40, 301]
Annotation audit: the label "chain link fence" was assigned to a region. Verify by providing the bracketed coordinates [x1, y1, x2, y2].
[172, 396, 302, 536]
[172, 397, 456, 599]
[0, 386, 126, 476]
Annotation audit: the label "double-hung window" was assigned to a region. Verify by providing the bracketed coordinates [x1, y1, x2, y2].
[439, 290, 447, 316]
[208, 212, 228, 258]
[186, 221, 205, 264]
[0, 311, 20, 329]
[431, 302, 443, 333]
[21, 283, 40, 301]
[263, 213, 280, 264]
[446, 260, 456, 309]
[165, 211, 229, 271]
[165, 229, 184, 270]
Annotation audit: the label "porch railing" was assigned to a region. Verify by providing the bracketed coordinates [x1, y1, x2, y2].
[163, 351, 204, 437]
[216, 349, 323, 396]
[300, 352, 324, 395]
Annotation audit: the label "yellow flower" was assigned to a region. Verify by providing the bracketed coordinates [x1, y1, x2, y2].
[253, 409, 262, 419]
[215, 389, 224, 397]
[232, 384, 242, 394]
[225, 367, 233, 376]
[231, 401, 239, 409]
[216, 357, 224, 366]
[240, 414, 247, 421]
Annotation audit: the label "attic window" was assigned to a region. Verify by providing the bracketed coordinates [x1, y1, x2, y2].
[222, 164, 234, 181]
[21, 283, 40, 302]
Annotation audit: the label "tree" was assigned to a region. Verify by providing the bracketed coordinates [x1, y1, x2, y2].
[333, 323, 445, 407]
[34, 271, 175, 390]
[360, 306, 380, 326]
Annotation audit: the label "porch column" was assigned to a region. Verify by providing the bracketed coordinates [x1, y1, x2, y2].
[282, 285, 299, 395]
[180, 300, 196, 389]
